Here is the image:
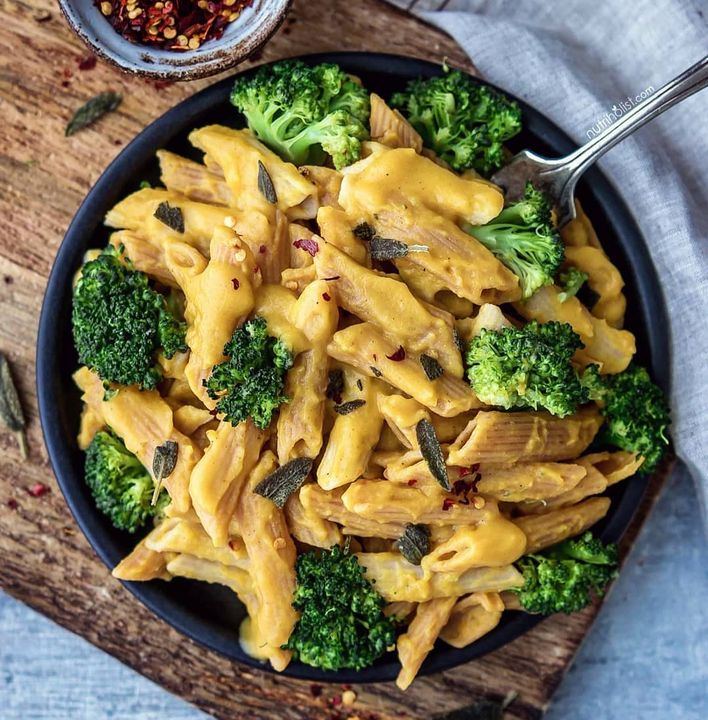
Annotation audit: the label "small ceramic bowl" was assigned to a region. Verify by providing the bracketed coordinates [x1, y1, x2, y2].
[58, 0, 292, 80]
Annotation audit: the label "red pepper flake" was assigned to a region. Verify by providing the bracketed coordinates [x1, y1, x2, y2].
[322, 292, 331, 302]
[258, 244, 267, 254]
[61, 80, 71, 88]
[386, 345, 406, 362]
[309, 683, 323, 698]
[78, 54, 97, 71]
[442, 497, 455, 511]
[27, 483, 50, 498]
[330, 695, 342, 707]
[293, 237, 319, 257]
[231, 278, 240, 290]
[7, 498, 19, 510]
[341, 684, 352, 691]
[323, 275, 341, 281]
[407, 478, 418, 486]
[62, 68, 72, 79]
[94, 0, 255, 51]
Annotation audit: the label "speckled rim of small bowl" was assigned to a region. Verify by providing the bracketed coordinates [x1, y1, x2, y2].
[58, 0, 293, 80]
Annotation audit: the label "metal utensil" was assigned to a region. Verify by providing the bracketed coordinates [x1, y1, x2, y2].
[491, 55, 708, 227]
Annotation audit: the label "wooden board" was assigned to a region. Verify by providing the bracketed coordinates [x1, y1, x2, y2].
[0, 0, 671, 718]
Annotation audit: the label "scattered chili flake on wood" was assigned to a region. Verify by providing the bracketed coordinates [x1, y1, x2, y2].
[322, 292, 331, 302]
[27, 483, 50, 498]
[231, 278, 240, 290]
[293, 237, 319, 257]
[7, 498, 19, 510]
[78, 54, 97, 71]
[309, 683, 323, 698]
[386, 345, 406, 361]
[94, 0, 254, 51]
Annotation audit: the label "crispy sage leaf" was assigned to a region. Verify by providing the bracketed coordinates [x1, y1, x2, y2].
[416, 418, 450, 490]
[369, 236, 429, 261]
[334, 399, 366, 415]
[325, 368, 344, 403]
[154, 201, 185, 233]
[254, 457, 313, 508]
[420, 354, 444, 381]
[257, 160, 278, 204]
[397, 523, 430, 565]
[0, 352, 27, 459]
[65, 91, 122, 136]
[151, 440, 178, 505]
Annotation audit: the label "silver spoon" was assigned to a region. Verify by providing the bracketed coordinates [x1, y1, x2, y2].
[491, 55, 708, 227]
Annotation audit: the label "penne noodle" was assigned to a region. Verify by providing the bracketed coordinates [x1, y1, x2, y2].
[439, 594, 503, 649]
[447, 408, 603, 466]
[109, 230, 177, 287]
[112, 530, 171, 581]
[284, 492, 342, 549]
[396, 597, 457, 690]
[369, 93, 423, 153]
[474, 462, 588, 502]
[300, 166, 344, 211]
[157, 149, 235, 206]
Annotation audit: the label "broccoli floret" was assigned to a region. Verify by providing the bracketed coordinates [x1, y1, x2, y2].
[557, 266, 589, 302]
[85, 430, 167, 533]
[514, 532, 618, 614]
[72, 245, 186, 390]
[465, 321, 588, 417]
[283, 545, 396, 670]
[204, 317, 293, 429]
[390, 69, 521, 175]
[583, 363, 670, 474]
[230, 60, 370, 169]
[466, 183, 564, 299]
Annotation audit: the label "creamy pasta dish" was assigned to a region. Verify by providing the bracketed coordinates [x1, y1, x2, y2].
[70, 61, 669, 689]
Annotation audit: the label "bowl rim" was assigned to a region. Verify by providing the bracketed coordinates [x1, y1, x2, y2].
[57, 0, 293, 80]
[36, 51, 671, 684]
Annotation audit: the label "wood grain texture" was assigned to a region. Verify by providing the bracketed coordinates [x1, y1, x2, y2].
[0, 0, 671, 718]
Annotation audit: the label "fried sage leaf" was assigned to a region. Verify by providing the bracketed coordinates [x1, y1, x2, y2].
[257, 160, 278, 204]
[325, 368, 344, 403]
[397, 523, 430, 565]
[65, 91, 122, 136]
[369, 236, 429, 261]
[151, 440, 178, 505]
[334, 399, 366, 415]
[0, 352, 27, 459]
[254, 457, 313, 508]
[154, 201, 185, 233]
[420, 354, 444, 381]
[353, 222, 375, 241]
[416, 418, 450, 490]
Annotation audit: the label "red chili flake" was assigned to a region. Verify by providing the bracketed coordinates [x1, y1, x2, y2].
[341, 684, 352, 691]
[330, 695, 342, 707]
[231, 278, 240, 290]
[386, 346, 406, 362]
[256, 245, 266, 254]
[292, 237, 319, 257]
[94, 0, 254, 50]
[7, 499, 19, 510]
[27, 483, 50, 498]
[407, 478, 418, 486]
[62, 68, 72, 79]
[323, 275, 340, 281]
[322, 292, 331, 302]
[309, 683, 323, 698]
[78, 54, 97, 70]
[442, 497, 455, 511]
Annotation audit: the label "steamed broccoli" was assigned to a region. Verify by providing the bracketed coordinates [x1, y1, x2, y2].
[390, 69, 521, 175]
[514, 532, 618, 614]
[557, 266, 589, 302]
[466, 183, 564, 299]
[283, 545, 396, 671]
[465, 321, 588, 417]
[230, 60, 370, 169]
[85, 430, 167, 533]
[583, 364, 670, 473]
[204, 317, 293, 429]
[72, 245, 186, 390]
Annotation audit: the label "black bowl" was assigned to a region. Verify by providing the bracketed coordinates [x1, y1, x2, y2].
[36, 52, 670, 683]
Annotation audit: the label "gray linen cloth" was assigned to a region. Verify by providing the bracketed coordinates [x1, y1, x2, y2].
[386, 0, 708, 526]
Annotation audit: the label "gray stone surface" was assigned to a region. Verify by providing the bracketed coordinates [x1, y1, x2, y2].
[1, 466, 706, 719]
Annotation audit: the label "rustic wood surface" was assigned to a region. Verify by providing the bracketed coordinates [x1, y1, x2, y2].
[0, 1, 671, 718]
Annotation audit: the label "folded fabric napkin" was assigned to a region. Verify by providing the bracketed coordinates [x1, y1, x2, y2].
[385, 0, 708, 527]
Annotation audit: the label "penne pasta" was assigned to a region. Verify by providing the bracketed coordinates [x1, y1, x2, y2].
[157, 149, 235, 206]
[369, 92, 423, 152]
[439, 593, 503, 649]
